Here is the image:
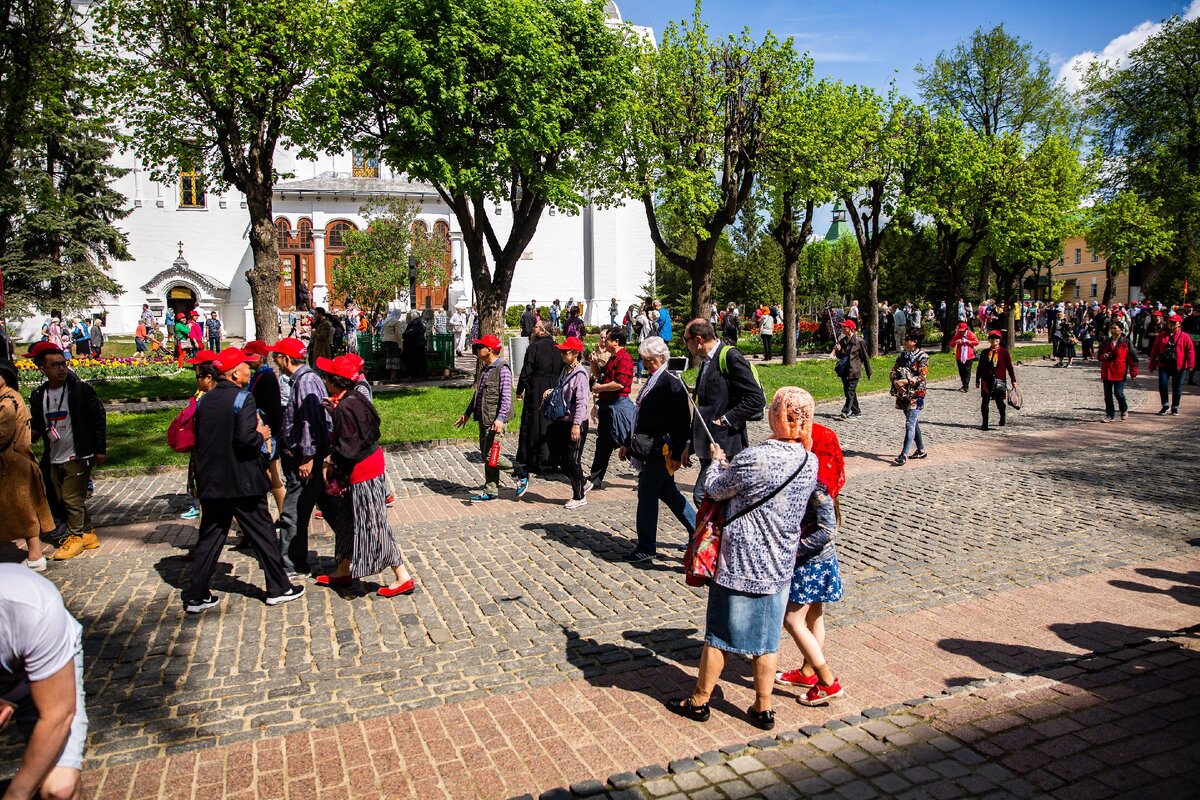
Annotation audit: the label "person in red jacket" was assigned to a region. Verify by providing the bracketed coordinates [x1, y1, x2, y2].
[948, 322, 979, 392]
[1098, 321, 1138, 421]
[1149, 313, 1196, 416]
[975, 331, 1016, 431]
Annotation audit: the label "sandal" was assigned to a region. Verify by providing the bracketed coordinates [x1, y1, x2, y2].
[747, 706, 775, 731]
[666, 697, 710, 722]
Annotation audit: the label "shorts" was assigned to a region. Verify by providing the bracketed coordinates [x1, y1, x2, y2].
[15, 646, 87, 771]
[704, 582, 788, 656]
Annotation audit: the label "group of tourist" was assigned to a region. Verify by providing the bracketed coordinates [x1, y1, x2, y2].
[38, 316, 108, 360]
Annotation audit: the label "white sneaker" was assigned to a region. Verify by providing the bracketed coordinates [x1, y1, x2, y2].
[583, 479, 594, 494]
[22, 557, 48, 572]
[564, 498, 588, 510]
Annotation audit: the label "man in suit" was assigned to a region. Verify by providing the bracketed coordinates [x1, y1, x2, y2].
[186, 347, 303, 613]
[681, 318, 766, 507]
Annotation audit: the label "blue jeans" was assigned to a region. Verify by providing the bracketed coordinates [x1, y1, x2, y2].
[635, 458, 696, 555]
[902, 407, 924, 456]
[1158, 369, 1183, 410]
[1103, 379, 1127, 417]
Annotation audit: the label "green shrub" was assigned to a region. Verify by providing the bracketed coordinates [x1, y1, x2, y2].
[505, 305, 525, 327]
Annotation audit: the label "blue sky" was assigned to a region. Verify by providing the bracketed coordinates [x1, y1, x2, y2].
[617, 0, 1195, 234]
[621, 0, 1192, 96]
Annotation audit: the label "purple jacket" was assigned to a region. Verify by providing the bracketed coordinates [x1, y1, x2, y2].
[560, 364, 590, 425]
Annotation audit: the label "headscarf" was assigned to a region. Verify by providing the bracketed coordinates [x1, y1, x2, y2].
[810, 423, 846, 499]
[767, 386, 814, 450]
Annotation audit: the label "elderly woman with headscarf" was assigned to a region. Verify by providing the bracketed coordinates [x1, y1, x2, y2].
[381, 308, 405, 381]
[669, 387, 820, 731]
[774, 421, 847, 706]
[401, 310, 427, 380]
[0, 357, 55, 570]
[621, 336, 694, 561]
[314, 354, 414, 597]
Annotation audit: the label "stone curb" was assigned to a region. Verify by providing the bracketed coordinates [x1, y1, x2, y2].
[516, 625, 1199, 800]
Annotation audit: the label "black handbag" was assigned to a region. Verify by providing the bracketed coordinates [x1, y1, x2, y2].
[628, 432, 658, 461]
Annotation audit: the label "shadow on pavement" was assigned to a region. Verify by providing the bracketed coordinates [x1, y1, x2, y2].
[523, 522, 682, 572]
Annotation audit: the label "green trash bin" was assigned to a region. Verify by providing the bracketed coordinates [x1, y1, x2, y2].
[357, 333, 384, 374]
[428, 333, 455, 372]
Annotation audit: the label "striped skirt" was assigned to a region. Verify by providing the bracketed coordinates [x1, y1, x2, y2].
[334, 473, 404, 579]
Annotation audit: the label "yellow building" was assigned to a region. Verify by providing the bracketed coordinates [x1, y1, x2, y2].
[1052, 235, 1142, 304]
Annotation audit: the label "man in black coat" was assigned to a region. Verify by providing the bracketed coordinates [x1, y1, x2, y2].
[681, 318, 766, 506]
[515, 320, 563, 482]
[519, 304, 539, 338]
[186, 347, 302, 613]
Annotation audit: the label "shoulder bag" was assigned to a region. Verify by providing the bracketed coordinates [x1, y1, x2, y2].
[684, 450, 810, 587]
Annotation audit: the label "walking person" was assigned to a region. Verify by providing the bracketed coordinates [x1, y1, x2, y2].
[609, 298, 619, 327]
[1149, 313, 1196, 416]
[890, 331, 928, 465]
[1099, 321, 1138, 421]
[455, 335, 515, 502]
[892, 304, 907, 352]
[949, 322, 980, 392]
[668, 387, 820, 729]
[0, 356, 55, 571]
[0, 564, 89, 800]
[975, 331, 1017, 431]
[586, 328, 635, 493]
[205, 311, 222, 352]
[449, 305, 467, 356]
[27, 341, 106, 560]
[271, 337, 339, 577]
[622, 337, 695, 562]
[88, 318, 105, 359]
[775, 421, 847, 706]
[309, 307, 333, 363]
[682, 318, 764, 507]
[245, 340, 286, 516]
[514, 320, 562, 489]
[546, 336, 590, 509]
[758, 307, 775, 361]
[1052, 312, 1076, 367]
[833, 320, 871, 418]
[185, 348, 302, 611]
[312, 355, 415, 597]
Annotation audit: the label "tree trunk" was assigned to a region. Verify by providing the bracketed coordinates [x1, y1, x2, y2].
[770, 196, 814, 365]
[864, 273, 880, 358]
[243, 185, 282, 343]
[686, 234, 720, 326]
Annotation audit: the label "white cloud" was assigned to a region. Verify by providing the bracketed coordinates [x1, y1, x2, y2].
[1057, 0, 1200, 93]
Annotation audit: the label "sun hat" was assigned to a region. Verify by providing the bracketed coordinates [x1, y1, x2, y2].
[213, 347, 255, 372]
[315, 354, 358, 380]
[268, 337, 307, 360]
[184, 349, 218, 365]
[556, 336, 585, 352]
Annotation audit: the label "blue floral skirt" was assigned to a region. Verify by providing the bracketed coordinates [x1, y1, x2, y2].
[705, 582, 789, 656]
[789, 547, 844, 605]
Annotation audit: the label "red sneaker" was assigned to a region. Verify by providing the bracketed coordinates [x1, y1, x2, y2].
[775, 669, 819, 688]
[314, 510, 324, 520]
[377, 579, 415, 598]
[798, 679, 845, 706]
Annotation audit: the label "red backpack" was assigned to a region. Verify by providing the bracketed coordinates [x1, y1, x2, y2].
[167, 396, 199, 453]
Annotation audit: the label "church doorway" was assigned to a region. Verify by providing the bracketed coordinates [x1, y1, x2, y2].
[166, 285, 197, 321]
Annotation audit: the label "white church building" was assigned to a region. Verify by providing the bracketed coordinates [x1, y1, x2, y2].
[64, 2, 656, 339]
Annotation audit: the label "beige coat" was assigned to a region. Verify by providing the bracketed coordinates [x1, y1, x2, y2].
[0, 385, 55, 541]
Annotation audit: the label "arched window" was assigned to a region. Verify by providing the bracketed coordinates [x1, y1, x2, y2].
[275, 219, 291, 250]
[326, 220, 357, 249]
[411, 220, 428, 235]
[297, 218, 313, 248]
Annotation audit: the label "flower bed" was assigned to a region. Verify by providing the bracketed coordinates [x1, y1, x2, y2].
[16, 355, 183, 384]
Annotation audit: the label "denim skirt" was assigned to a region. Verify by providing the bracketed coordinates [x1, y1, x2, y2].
[704, 582, 789, 656]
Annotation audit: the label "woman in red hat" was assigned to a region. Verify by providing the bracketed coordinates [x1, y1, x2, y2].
[975, 331, 1016, 431]
[315, 355, 414, 597]
[948, 322, 979, 393]
[545, 336, 590, 508]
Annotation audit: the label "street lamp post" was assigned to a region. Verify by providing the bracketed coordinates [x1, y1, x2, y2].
[408, 255, 417, 312]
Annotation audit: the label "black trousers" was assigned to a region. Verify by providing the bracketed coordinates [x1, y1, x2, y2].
[190, 495, 291, 600]
[841, 377, 860, 415]
[957, 360, 972, 389]
[588, 404, 618, 485]
[981, 392, 1006, 427]
[760, 334, 773, 361]
[556, 420, 588, 500]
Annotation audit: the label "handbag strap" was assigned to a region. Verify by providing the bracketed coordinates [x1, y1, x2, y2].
[724, 449, 810, 526]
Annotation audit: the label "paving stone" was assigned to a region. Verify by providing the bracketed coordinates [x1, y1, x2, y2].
[569, 779, 607, 797]
[668, 759, 699, 774]
[725, 756, 765, 776]
[607, 773, 640, 790]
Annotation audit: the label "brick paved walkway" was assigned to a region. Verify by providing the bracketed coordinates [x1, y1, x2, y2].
[1, 361, 1197, 799]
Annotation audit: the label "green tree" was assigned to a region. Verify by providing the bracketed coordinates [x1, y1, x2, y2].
[95, 0, 332, 342]
[327, 0, 635, 338]
[1084, 191, 1175, 307]
[1082, 15, 1200, 299]
[625, 5, 789, 323]
[718, 191, 781, 321]
[331, 198, 449, 319]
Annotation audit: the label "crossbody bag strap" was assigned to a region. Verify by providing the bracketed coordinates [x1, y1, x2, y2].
[724, 450, 810, 526]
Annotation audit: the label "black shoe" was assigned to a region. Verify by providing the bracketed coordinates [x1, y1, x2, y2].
[1158, 406, 1170, 415]
[893, 455, 907, 465]
[910, 450, 927, 459]
[266, 585, 305, 606]
[747, 706, 775, 731]
[624, 550, 654, 563]
[184, 593, 220, 614]
[667, 697, 710, 722]
[980, 424, 989, 431]
[1170, 408, 1180, 416]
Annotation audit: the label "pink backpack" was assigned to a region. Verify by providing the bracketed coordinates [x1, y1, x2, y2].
[167, 396, 199, 453]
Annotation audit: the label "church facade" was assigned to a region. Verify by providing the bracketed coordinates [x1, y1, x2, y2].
[39, 2, 655, 340]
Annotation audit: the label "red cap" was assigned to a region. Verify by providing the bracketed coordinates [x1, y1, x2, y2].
[841, 320, 857, 330]
[1167, 313, 1183, 323]
[1153, 310, 1164, 316]
[213, 347, 254, 372]
[315, 354, 358, 380]
[957, 321, 968, 330]
[473, 335, 502, 352]
[243, 340, 270, 357]
[557, 336, 585, 352]
[342, 354, 365, 375]
[184, 349, 218, 365]
[987, 329, 1003, 338]
[176, 313, 185, 321]
[189, 310, 199, 317]
[268, 337, 307, 360]
[25, 341, 63, 360]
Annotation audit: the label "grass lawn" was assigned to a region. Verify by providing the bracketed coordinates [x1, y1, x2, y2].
[98, 344, 1054, 471]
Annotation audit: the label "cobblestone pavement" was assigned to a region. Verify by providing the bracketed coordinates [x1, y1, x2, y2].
[0, 359, 1197, 799]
